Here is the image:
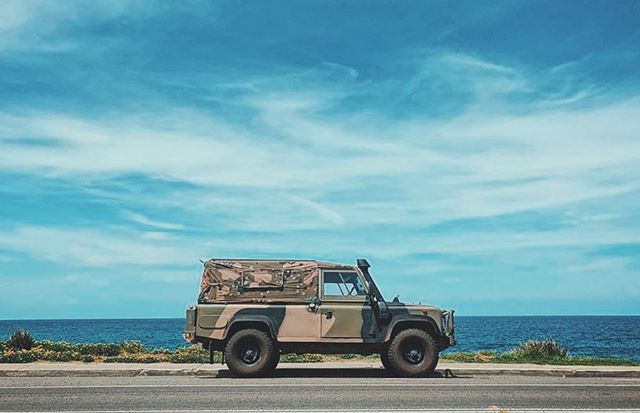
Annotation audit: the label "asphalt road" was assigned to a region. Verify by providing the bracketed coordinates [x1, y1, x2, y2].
[1, 368, 639, 412]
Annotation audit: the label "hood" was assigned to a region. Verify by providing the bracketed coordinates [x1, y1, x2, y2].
[388, 303, 442, 312]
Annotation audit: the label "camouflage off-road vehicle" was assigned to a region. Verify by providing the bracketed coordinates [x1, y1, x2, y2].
[183, 258, 455, 377]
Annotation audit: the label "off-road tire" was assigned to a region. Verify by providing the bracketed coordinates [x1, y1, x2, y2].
[380, 351, 392, 370]
[386, 328, 438, 377]
[429, 353, 440, 372]
[224, 329, 277, 378]
[270, 350, 281, 371]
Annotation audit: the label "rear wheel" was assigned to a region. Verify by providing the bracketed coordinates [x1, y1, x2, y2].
[380, 351, 391, 370]
[224, 329, 277, 378]
[386, 328, 438, 377]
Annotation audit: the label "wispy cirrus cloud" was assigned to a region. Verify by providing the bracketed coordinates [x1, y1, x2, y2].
[2, 78, 638, 229]
[122, 211, 184, 231]
[0, 226, 191, 266]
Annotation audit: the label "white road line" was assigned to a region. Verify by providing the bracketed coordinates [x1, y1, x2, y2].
[1, 410, 639, 413]
[1, 383, 640, 389]
[0, 408, 640, 413]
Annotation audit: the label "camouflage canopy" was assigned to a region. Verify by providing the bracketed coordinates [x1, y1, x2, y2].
[198, 259, 353, 303]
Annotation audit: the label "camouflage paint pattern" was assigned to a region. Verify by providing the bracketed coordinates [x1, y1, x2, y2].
[199, 260, 349, 303]
[194, 301, 447, 344]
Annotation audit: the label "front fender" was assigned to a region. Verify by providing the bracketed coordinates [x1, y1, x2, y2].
[384, 315, 441, 342]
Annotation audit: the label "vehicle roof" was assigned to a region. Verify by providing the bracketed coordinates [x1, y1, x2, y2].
[199, 258, 358, 303]
[205, 258, 356, 270]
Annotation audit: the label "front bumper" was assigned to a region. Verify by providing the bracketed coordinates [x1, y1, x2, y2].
[442, 309, 456, 346]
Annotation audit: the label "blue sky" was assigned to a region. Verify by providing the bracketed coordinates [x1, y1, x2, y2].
[1, 0, 639, 318]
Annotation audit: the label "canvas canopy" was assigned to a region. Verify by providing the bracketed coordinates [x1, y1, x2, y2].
[198, 259, 353, 303]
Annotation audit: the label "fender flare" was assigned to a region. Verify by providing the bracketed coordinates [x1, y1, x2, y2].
[224, 314, 280, 340]
[384, 315, 441, 342]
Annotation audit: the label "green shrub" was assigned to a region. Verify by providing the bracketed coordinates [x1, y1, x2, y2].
[301, 353, 323, 362]
[120, 341, 146, 354]
[509, 339, 568, 359]
[7, 330, 35, 350]
[442, 351, 498, 363]
[81, 354, 95, 362]
[34, 341, 144, 356]
[167, 346, 209, 363]
[103, 354, 163, 363]
[563, 356, 637, 366]
[28, 346, 82, 362]
[440, 338, 640, 366]
[40, 350, 80, 362]
[442, 340, 568, 364]
[0, 350, 38, 363]
[280, 353, 304, 362]
[75, 343, 121, 356]
[335, 354, 374, 360]
[35, 341, 75, 353]
[280, 353, 323, 363]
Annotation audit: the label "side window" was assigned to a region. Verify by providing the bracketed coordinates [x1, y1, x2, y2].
[323, 272, 367, 297]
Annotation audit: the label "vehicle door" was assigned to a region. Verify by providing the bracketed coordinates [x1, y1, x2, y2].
[320, 270, 375, 339]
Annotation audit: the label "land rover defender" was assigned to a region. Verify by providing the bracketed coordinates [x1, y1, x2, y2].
[184, 258, 455, 377]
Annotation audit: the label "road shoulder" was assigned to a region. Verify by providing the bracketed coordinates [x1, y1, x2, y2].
[1, 360, 639, 378]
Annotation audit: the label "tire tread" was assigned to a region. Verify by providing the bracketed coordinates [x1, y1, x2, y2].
[386, 328, 438, 377]
[224, 329, 277, 378]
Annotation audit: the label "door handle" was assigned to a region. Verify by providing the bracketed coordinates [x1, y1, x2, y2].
[325, 311, 333, 319]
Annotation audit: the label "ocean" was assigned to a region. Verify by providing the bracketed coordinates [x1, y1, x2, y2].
[1, 316, 638, 361]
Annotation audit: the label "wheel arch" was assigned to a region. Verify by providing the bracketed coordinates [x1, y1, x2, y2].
[385, 316, 440, 342]
[224, 316, 278, 341]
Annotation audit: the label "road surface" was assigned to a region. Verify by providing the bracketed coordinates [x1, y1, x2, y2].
[1, 368, 639, 411]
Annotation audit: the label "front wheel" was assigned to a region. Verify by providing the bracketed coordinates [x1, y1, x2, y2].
[270, 350, 281, 371]
[224, 329, 277, 378]
[386, 328, 438, 377]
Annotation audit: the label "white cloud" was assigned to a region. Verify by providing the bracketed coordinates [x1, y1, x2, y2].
[286, 196, 343, 225]
[0, 226, 194, 266]
[122, 210, 184, 230]
[63, 273, 110, 288]
[1, 212, 637, 270]
[0, 0, 159, 52]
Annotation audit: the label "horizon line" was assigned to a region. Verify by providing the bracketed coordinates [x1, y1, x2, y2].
[2, 314, 640, 322]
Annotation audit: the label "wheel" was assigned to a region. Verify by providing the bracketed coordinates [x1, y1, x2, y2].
[270, 350, 281, 371]
[429, 353, 440, 372]
[224, 329, 277, 378]
[380, 351, 391, 370]
[386, 328, 438, 377]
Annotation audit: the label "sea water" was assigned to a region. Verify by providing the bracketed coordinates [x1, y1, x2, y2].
[1, 316, 638, 361]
